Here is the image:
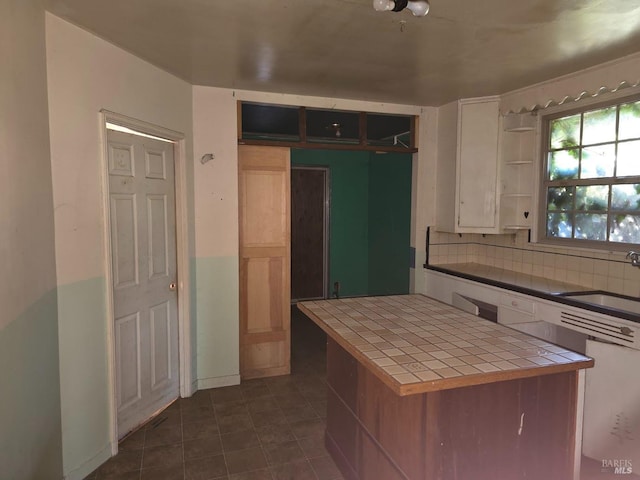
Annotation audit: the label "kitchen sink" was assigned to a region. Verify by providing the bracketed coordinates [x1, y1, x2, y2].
[559, 292, 640, 316]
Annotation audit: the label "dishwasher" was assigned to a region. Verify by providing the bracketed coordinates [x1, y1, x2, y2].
[582, 338, 640, 475]
[497, 298, 640, 475]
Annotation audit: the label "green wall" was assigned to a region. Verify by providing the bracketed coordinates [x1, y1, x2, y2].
[195, 255, 240, 388]
[292, 149, 370, 297]
[291, 149, 411, 297]
[368, 152, 412, 295]
[0, 291, 63, 480]
[57, 278, 111, 478]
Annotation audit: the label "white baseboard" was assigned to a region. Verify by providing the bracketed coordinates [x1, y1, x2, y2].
[196, 374, 240, 391]
[189, 378, 198, 396]
[63, 443, 112, 480]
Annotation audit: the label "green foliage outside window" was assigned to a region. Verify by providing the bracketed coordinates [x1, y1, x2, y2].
[544, 98, 640, 244]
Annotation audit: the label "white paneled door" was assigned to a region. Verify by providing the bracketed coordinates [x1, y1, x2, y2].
[107, 129, 179, 439]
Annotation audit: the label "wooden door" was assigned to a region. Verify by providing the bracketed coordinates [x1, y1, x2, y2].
[107, 129, 179, 438]
[238, 145, 290, 379]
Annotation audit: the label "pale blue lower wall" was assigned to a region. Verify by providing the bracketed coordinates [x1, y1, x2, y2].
[190, 257, 199, 387]
[0, 290, 63, 480]
[194, 256, 240, 388]
[57, 277, 111, 479]
[38, 259, 236, 478]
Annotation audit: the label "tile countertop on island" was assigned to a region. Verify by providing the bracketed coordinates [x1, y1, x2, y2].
[297, 294, 593, 396]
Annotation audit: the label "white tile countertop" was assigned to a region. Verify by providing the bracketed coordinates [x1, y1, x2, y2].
[298, 294, 593, 396]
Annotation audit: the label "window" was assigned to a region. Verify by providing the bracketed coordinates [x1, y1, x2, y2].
[542, 96, 640, 246]
[238, 102, 417, 152]
[241, 103, 300, 142]
[305, 109, 360, 144]
[366, 113, 412, 148]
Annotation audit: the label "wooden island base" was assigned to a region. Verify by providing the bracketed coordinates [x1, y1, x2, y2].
[326, 338, 579, 480]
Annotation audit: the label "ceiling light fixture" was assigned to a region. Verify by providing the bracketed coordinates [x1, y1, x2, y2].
[372, 0, 430, 17]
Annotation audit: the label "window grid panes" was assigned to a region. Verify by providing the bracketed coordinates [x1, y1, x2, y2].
[239, 102, 416, 151]
[543, 98, 640, 245]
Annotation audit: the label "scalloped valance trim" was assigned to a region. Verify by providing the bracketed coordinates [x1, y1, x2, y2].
[505, 79, 640, 114]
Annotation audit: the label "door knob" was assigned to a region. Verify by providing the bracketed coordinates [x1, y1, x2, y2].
[169, 282, 177, 291]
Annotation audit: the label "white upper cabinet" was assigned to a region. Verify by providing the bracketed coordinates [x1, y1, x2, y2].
[436, 96, 501, 233]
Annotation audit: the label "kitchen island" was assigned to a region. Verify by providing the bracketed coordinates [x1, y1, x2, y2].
[298, 295, 594, 480]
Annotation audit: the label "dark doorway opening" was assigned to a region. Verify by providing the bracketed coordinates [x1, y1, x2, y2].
[291, 167, 329, 301]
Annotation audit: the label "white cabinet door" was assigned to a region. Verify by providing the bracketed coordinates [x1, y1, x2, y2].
[583, 339, 640, 472]
[457, 98, 500, 230]
[435, 97, 500, 233]
[498, 292, 535, 324]
[424, 270, 455, 304]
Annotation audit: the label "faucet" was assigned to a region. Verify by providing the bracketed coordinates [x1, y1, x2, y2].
[626, 251, 640, 267]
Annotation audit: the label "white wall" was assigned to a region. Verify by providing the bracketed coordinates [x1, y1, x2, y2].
[1, 0, 57, 329]
[411, 106, 439, 294]
[501, 51, 640, 115]
[192, 87, 241, 388]
[45, 13, 194, 479]
[0, 0, 62, 478]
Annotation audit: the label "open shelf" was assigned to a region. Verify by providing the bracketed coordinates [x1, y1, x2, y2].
[500, 112, 537, 232]
[503, 193, 532, 198]
[503, 113, 537, 132]
[500, 193, 532, 230]
[505, 159, 533, 165]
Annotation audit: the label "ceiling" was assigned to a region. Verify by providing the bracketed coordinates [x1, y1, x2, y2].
[45, 0, 640, 106]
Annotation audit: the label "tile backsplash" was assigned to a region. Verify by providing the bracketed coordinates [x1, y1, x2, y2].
[428, 229, 640, 297]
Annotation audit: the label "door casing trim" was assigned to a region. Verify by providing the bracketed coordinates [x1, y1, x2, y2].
[99, 110, 193, 455]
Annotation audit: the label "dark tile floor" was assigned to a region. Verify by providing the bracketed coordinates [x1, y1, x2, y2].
[86, 305, 633, 480]
[86, 306, 342, 480]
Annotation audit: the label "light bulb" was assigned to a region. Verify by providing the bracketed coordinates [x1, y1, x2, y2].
[372, 0, 395, 12]
[406, 0, 429, 16]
